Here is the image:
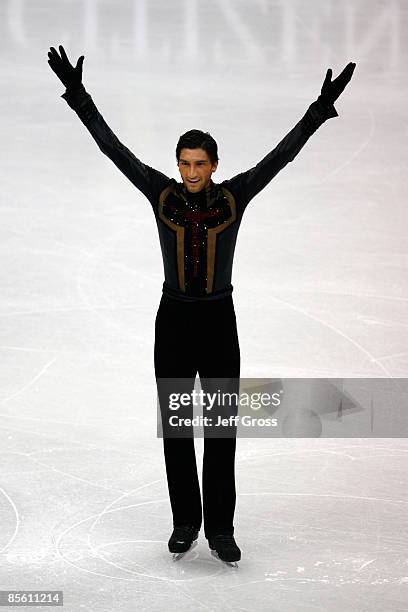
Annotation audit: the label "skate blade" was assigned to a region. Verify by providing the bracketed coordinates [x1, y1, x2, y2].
[171, 540, 197, 561]
[210, 550, 239, 567]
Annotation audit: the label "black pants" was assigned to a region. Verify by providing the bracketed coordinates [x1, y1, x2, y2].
[154, 294, 240, 539]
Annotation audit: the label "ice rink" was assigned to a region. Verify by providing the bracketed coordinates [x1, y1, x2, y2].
[1, 0, 408, 610]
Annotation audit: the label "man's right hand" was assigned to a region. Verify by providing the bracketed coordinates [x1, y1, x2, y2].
[47, 45, 84, 90]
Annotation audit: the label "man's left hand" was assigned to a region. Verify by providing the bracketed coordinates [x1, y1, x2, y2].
[320, 62, 356, 105]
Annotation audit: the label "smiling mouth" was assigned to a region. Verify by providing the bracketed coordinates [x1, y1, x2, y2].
[188, 180, 199, 183]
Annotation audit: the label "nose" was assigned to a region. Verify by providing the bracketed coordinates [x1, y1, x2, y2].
[187, 164, 199, 177]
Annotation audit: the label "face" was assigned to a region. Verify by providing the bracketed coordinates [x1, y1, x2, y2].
[177, 148, 218, 193]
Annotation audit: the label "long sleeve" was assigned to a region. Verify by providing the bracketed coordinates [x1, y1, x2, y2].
[223, 97, 338, 210]
[61, 84, 171, 206]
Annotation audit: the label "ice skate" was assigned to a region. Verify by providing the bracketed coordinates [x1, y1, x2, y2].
[168, 524, 199, 556]
[208, 534, 241, 565]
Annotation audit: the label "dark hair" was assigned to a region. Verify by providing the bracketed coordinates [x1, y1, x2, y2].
[176, 129, 219, 165]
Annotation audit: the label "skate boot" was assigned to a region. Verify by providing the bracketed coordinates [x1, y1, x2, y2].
[168, 524, 199, 554]
[208, 534, 241, 563]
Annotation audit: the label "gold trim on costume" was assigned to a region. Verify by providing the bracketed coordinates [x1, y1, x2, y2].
[206, 187, 236, 293]
[159, 186, 186, 292]
[159, 184, 237, 295]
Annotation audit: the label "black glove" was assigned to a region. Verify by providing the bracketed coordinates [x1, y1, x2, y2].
[47, 45, 84, 90]
[320, 62, 356, 105]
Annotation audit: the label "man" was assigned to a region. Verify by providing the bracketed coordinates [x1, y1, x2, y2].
[48, 45, 355, 563]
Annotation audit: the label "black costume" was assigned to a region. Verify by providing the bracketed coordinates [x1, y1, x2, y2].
[61, 85, 338, 538]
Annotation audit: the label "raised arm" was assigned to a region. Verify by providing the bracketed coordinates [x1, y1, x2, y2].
[224, 62, 356, 208]
[47, 45, 171, 205]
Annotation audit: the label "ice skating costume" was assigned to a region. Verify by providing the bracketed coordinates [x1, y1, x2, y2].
[61, 85, 337, 538]
[61, 85, 337, 302]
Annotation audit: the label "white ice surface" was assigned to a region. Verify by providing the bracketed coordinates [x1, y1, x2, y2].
[1, 1, 408, 611]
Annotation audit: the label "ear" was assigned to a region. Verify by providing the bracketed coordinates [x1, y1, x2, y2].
[212, 161, 218, 172]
